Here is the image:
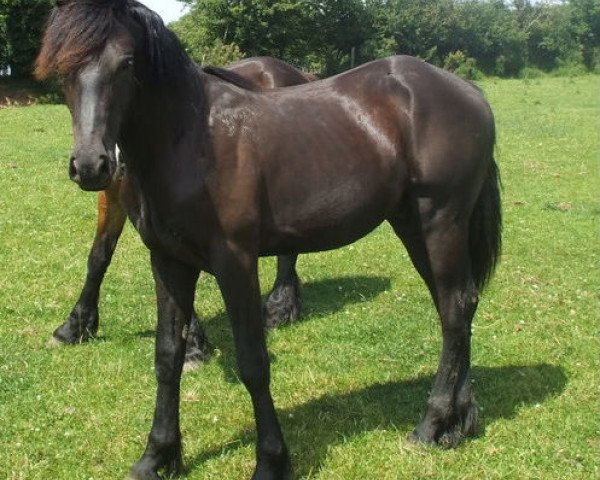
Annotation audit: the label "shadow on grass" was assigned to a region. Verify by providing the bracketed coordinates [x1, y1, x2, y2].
[185, 363, 566, 478]
[197, 275, 391, 383]
[126, 277, 566, 477]
[296, 275, 391, 319]
[134, 274, 390, 343]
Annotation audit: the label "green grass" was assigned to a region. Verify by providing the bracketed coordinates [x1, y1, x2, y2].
[0, 75, 598, 479]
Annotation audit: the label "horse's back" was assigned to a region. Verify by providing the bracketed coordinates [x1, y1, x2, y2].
[227, 57, 311, 89]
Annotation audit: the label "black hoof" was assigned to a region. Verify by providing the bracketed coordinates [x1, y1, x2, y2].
[128, 451, 183, 480]
[263, 283, 302, 329]
[252, 461, 293, 480]
[184, 313, 213, 370]
[52, 305, 99, 345]
[409, 401, 480, 449]
[126, 469, 161, 480]
[183, 342, 213, 371]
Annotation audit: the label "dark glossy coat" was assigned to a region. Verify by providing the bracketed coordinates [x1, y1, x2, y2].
[50, 56, 312, 365]
[36, 2, 501, 479]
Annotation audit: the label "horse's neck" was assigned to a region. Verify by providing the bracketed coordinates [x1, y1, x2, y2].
[121, 71, 208, 170]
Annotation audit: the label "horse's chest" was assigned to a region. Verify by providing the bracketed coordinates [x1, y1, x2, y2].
[132, 195, 209, 269]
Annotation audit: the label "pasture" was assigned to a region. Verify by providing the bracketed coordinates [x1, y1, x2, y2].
[0, 74, 598, 479]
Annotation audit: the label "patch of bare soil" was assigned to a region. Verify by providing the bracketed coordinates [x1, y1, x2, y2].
[0, 84, 38, 108]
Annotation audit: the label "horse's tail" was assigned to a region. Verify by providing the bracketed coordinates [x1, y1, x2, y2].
[469, 150, 502, 291]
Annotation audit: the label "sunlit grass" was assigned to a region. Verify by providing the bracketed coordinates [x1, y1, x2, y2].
[0, 75, 598, 479]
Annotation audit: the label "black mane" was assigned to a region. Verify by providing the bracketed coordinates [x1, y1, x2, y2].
[36, 0, 190, 84]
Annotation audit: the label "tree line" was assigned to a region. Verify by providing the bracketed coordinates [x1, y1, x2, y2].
[1, 0, 598, 80]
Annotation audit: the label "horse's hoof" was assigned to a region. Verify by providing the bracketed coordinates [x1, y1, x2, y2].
[407, 428, 436, 447]
[127, 464, 163, 480]
[183, 345, 215, 372]
[183, 359, 202, 372]
[125, 473, 160, 480]
[183, 342, 213, 372]
[409, 401, 480, 449]
[46, 336, 65, 349]
[251, 463, 294, 480]
[263, 283, 302, 328]
[52, 306, 99, 344]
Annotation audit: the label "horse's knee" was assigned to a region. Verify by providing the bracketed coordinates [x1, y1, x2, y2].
[238, 351, 271, 392]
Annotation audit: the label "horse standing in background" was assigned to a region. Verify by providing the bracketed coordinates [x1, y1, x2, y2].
[51, 56, 314, 367]
[36, 1, 501, 479]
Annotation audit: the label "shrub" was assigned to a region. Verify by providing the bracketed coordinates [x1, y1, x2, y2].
[443, 50, 482, 80]
[191, 40, 244, 67]
[518, 66, 545, 79]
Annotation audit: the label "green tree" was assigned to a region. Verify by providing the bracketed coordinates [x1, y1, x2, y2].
[570, 0, 600, 69]
[514, 1, 580, 71]
[0, 0, 53, 78]
[174, 0, 589, 77]
[454, 0, 527, 76]
[197, 0, 317, 62]
[174, 0, 373, 74]
[310, 0, 374, 73]
[0, 11, 8, 70]
[170, 5, 244, 65]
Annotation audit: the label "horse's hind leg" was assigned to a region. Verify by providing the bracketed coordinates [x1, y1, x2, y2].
[183, 309, 213, 368]
[50, 181, 126, 346]
[389, 201, 480, 447]
[263, 254, 302, 328]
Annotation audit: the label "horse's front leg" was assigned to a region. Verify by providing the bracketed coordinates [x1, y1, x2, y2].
[51, 181, 126, 346]
[128, 251, 198, 480]
[264, 254, 302, 328]
[215, 246, 292, 480]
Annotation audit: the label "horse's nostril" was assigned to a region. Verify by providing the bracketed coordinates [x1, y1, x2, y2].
[98, 155, 110, 176]
[69, 157, 78, 179]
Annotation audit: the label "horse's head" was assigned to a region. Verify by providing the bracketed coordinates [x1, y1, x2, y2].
[36, 0, 185, 191]
[34, 0, 139, 190]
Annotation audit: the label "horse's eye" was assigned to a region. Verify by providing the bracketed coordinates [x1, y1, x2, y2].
[119, 57, 134, 71]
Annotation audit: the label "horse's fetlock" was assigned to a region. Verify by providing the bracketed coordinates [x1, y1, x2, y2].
[259, 436, 286, 460]
[426, 396, 454, 424]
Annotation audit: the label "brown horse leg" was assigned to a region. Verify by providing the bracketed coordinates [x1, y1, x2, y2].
[51, 181, 126, 345]
[389, 201, 480, 448]
[215, 246, 292, 480]
[52, 178, 212, 366]
[263, 254, 302, 328]
[129, 251, 198, 480]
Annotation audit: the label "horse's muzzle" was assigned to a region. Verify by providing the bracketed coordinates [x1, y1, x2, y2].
[69, 153, 114, 191]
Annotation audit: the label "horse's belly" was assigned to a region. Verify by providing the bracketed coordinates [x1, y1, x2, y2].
[261, 218, 385, 255]
[259, 178, 400, 254]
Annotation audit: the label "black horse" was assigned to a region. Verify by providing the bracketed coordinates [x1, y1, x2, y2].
[36, 1, 501, 479]
[50, 56, 314, 367]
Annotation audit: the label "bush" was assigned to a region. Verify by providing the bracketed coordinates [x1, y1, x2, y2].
[550, 59, 588, 77]
[518, 66, 545, 79]
[443, 50, 482, 80]
[189, 40, 244, 66]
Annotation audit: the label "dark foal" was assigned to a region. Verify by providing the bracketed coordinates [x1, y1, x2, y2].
[51, 56, 312, 365]
[37, 1, 501, 479]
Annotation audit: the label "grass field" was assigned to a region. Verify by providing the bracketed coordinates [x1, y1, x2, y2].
[0, 75, 598, 479]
